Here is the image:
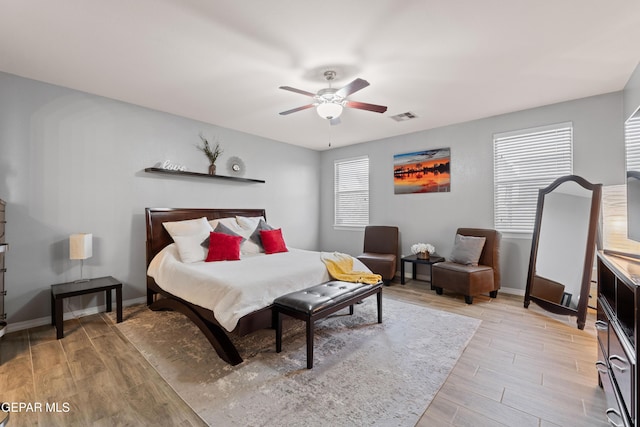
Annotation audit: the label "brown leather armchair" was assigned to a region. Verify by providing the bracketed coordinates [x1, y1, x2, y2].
[432, 228, 501, 304]
[357, 226, 399, 284]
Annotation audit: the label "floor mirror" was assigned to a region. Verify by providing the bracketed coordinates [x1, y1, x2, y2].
[524, 175, 602, 329]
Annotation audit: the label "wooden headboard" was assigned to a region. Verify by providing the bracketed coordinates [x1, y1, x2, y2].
[145, 207, 266, 267]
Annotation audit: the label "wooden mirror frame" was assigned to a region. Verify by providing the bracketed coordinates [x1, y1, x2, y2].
[524, 175, 602, 329]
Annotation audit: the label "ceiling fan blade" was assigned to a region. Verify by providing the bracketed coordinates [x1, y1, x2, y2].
[335, 78, 369, 98]
[279, 86, 316, 97]
[330, 117, 341, 126]
[279, 104, 315, 115]
[345, 100, 388, 113]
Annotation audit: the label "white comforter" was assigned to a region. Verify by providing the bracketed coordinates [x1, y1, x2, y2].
[147, 244, 370, 332]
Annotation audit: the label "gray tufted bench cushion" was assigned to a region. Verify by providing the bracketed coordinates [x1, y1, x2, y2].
[274, 280, 383, 369]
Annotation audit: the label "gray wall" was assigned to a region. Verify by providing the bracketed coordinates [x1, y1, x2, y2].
[319, 92, 625, 292]
[0, 72, 321, 326]
[624, 60, 640, 121]
[4, 61, 639, 326]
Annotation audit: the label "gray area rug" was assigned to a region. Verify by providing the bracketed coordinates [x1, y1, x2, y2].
[116, 297, 480, 426]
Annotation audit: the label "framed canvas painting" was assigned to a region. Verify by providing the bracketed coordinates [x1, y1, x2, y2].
[394, 148, 451, 194]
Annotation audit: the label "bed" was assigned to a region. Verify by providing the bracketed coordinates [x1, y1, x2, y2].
[145, 207, 370, 366]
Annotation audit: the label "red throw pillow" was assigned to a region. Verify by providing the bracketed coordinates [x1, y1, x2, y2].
[260, 228, 288, 254]
[205, 231, 242, 262]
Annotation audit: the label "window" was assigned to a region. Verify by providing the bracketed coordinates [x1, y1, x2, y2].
[600, 112, 640, 255]
[494, 123, 573, 233]
[334, 156, 369, 227]
[626, 110, 640, 171]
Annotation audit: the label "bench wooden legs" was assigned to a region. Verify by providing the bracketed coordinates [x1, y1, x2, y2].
[306, 319, 314, 369]
[275, 312, 283, 353]
[275, 287, 382, 369]
[276, 311, 320, 369]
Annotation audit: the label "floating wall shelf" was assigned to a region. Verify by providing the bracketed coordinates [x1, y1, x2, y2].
[144, 167, 265, 184]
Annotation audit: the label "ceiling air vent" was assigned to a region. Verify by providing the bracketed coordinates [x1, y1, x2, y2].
[390, 111, 418, 122]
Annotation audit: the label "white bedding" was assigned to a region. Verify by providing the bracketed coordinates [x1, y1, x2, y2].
[147, 244, 371, 332]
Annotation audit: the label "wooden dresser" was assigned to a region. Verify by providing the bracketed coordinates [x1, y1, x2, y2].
[0, 199, 6, 337]
[597, 252, 640, 426]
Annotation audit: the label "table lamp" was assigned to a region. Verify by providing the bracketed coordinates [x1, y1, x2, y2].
[70, 233, 92, 282]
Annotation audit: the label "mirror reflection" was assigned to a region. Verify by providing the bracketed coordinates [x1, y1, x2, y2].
[531, 182, 592, 309]
[524, 175, 601, 330]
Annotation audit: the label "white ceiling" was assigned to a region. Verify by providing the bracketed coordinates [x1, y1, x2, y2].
[1, 1, 640, 151]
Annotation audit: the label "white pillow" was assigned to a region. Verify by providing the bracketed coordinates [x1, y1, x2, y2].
[208, 217, 243, 234]
[207, 217, 261, 255]
[163, 217, 212, 263]
[236, 216, 274, 255]
[236, 216, 265, 231]
[240, 240, 262, 255]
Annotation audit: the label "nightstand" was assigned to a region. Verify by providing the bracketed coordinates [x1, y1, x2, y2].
[51, 276, 122, 339]
[400, 254, 445, 286]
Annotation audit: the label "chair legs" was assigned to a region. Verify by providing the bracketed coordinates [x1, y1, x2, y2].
[464, 295, 473, 304]
[489, 290, 498, 298]
[434, 287, 443, 295]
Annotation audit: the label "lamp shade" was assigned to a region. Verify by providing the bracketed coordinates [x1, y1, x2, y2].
[316, 102, 343, 120]
[70, 233, 93, 260]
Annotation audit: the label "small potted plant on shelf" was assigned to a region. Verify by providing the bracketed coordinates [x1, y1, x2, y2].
[196, 134, 223, 175]
[411, 242, 435, 259]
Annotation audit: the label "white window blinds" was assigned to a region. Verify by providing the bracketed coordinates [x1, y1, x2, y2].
[626, 112, 640, 171]
[494, 123, 573, 233]
[334, 156, 369, 227]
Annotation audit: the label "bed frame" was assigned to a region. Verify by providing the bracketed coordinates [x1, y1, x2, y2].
[145, 207, 270, 366]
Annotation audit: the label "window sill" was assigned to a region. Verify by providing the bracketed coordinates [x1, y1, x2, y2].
[333, 225, 366, 231]
[499, 231, 534, 240]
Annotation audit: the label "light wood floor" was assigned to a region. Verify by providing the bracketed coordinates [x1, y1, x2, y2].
[386, 281, 608, 427]
[0, 281, 607, 426]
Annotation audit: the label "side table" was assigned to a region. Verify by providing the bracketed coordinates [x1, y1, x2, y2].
[51, 276, 122, 339]
[400, 254, 445, 285]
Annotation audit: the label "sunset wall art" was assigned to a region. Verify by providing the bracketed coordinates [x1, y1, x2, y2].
[393, 148, 451, 194]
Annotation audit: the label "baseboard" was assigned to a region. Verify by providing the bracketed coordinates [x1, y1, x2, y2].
[401, 271, 525, 297]
[4, 296, 147, 333]
[498, 286, 525, 296]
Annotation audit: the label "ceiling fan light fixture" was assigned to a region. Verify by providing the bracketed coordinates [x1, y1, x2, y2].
[279, 70, 387, 122]
[316, 102, 343, 120]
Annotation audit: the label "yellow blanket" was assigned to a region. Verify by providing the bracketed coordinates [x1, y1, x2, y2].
[321, 252, 382, 285]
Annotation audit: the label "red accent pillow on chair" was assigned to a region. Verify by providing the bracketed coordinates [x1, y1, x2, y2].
[205, 232, 243, 261]
[259, 229, 288, 254]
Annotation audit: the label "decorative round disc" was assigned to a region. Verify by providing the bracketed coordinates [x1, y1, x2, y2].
[227, 156, 246, 177]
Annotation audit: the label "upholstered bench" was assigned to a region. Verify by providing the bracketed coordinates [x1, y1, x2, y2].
[274, 280, 383, 369]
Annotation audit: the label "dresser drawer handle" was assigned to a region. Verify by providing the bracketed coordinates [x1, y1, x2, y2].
[606, 408, 624, 427]
[595, 320, 608, 330]
[609, 355, 628, 373]
[595, 360, 608, 374]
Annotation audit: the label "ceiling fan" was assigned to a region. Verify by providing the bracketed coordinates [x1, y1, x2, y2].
[279, 70, 388, 125]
